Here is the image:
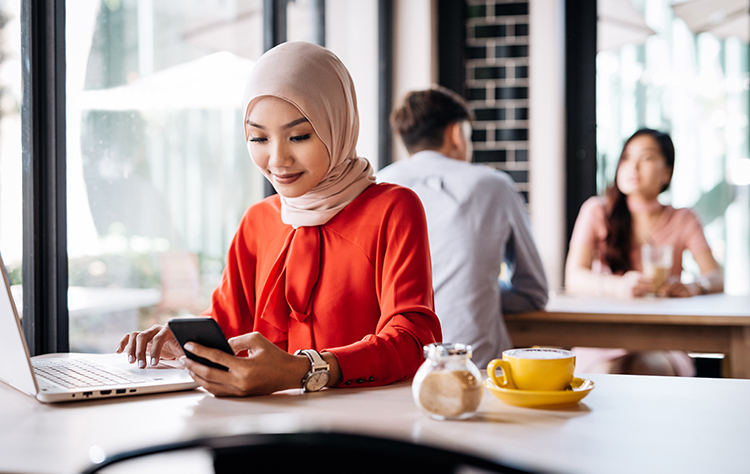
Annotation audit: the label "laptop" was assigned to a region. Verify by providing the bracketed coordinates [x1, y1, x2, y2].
[0, 254, 199, 403]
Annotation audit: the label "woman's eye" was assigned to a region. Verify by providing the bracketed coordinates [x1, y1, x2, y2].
[248, 137, 267, 143]
[290, 134, 311, 142]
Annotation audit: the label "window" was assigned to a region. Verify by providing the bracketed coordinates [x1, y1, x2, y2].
[66, 0, 266, 352]
[0, 1, 22, 304]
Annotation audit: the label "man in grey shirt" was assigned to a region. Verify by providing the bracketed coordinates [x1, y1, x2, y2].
[377, 86, 548, 367]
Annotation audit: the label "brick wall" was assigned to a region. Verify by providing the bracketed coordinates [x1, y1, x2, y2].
[465, 0, 530, 202]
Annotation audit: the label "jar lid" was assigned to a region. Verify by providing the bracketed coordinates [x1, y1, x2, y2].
[423, 342, 473, 359]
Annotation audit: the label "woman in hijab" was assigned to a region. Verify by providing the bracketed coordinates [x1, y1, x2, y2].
[117, 42, 441, 396]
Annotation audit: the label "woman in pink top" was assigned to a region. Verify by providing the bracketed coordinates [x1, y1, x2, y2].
[565, 129, 723, 375]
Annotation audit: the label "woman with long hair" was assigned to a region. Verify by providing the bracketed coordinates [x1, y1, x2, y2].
[565, 128, 723, 375]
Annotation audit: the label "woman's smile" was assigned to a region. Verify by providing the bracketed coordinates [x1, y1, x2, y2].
[271, 171, 304, 185]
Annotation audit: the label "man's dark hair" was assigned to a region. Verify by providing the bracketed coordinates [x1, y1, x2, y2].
[390, 85, 473, 154]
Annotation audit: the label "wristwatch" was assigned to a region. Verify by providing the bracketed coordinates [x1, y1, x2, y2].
[295, 349, 330, 392]
[696, 275, 712, 295]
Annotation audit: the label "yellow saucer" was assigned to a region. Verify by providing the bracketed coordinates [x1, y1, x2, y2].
[484, 377, 595, 408]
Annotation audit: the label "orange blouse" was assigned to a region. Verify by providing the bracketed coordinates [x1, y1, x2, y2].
[204, 183, 441, 387]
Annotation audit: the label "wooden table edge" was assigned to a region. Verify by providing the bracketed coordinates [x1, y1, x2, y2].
[504, 311, 750, 326]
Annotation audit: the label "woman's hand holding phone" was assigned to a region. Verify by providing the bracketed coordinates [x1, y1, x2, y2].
[179, 332, 315, 397]
[168, 318, 235, 371]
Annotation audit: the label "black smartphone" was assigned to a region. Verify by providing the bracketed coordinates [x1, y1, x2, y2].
[168, 317, 234, 371]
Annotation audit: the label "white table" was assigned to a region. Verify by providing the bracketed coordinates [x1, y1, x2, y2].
[1, 369, 749, 474]
[505, 293, 750, 378]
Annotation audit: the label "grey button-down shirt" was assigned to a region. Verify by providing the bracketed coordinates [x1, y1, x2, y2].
[377, 151, 548, 367]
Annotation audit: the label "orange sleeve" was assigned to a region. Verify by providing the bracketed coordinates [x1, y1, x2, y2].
[327, 187, 442, 387]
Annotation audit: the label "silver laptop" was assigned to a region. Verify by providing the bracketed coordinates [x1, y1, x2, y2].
[0, 254, 198, 403]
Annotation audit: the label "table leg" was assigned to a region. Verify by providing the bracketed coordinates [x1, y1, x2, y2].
[727, 326, 750, 379]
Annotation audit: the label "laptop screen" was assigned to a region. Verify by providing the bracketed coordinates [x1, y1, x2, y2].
[0, 254, 38, 397]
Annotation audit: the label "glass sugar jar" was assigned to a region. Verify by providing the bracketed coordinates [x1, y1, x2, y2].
[412, 342, 483, 420]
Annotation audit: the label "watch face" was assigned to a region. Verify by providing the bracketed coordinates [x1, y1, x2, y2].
[305, 371, 330, 392]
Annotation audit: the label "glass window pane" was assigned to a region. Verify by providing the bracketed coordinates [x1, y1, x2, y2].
[287, 0, 326, 46]
[66, 0, 265, 353]
[286, 0, 380, 170]
[597, 0, 750, 295]
[325, 0, 380, 169]
[0, 1, 22, 310]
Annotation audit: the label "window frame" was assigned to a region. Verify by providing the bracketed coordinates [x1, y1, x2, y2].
[21, 0, 68, 356]
[564, 0, 598, 249]
[378, 0, 393, 170]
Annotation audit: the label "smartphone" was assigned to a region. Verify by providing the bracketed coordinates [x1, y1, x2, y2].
[168, 317, 234, 371]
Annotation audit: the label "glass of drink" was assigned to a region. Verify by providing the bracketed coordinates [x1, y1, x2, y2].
[641, 244, 673, 294]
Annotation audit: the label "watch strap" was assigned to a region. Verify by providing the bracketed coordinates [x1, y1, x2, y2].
[296, 349, 328, 371]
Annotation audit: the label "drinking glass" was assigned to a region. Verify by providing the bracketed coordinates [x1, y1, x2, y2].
[641, 244, 673, 294]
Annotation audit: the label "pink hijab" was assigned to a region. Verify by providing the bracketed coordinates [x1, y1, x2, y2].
[242, 41, 375, 228]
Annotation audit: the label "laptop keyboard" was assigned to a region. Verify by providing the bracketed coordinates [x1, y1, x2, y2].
[33, 359, 147, 389]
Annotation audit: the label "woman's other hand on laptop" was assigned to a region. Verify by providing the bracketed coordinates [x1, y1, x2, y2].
[116, 325, 184, 369]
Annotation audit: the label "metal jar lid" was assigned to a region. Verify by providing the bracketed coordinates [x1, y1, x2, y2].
[423, 342, 473, 360]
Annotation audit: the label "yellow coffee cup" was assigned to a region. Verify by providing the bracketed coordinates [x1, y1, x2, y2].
[487, 348, 576, 391]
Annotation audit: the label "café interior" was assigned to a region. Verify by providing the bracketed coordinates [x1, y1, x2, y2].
[1, 1, 750, 473]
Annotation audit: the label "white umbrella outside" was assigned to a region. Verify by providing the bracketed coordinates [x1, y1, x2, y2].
[598, 0, 656, 52]
[671, 0, 749, 42]
[73, 51, 256, 111]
